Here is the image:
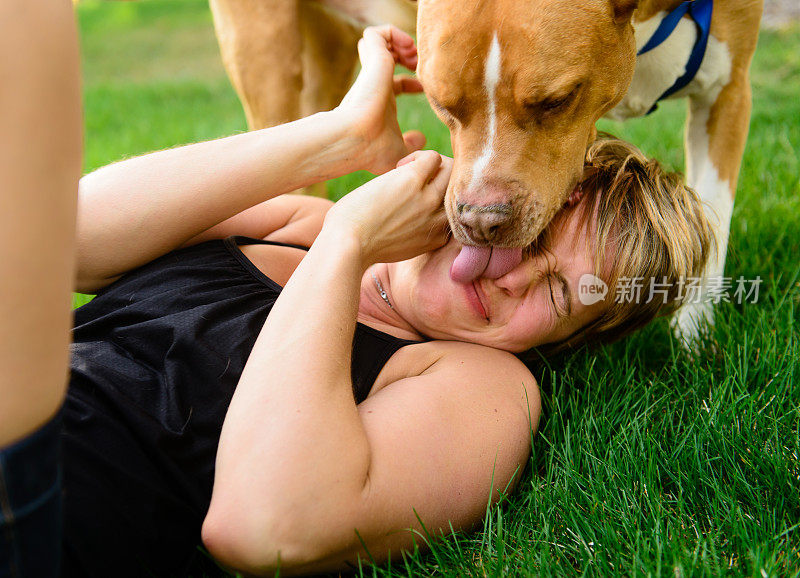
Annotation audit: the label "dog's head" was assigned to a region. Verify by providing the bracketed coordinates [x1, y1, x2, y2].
[417, 0, 638, 249]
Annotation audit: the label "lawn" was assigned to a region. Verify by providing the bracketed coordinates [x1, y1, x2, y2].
[75, 1, 800, 575]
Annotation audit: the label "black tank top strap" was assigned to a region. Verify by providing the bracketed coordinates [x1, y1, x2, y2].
[222, 235, 308, 292]
[227, 234, 311, 251]
[222, 235, 421, 393]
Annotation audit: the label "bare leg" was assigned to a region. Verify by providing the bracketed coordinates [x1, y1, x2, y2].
[0, 1, 81, 447]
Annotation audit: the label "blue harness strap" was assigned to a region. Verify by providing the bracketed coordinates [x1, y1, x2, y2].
[636, 0, 714, 114]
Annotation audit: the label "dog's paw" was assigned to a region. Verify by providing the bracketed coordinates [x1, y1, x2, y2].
[672, 300, 714, 346]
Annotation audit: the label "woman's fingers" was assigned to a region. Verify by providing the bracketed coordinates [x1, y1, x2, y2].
[393, 75, 423, 95]
[326, 149, 450, 265]
[395, 149, 432, 169]
[403, 150, 442, 185]
[364, 24, 417, 70]
[341, 26, 428, 178]
[359, 26, 418, 73]
[428, 155, 454, 191]
[396, 151, 451, 191]
[356, 38, 390, 79]
[402, 131, 426, 155]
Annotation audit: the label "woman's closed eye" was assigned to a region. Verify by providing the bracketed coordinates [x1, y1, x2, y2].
[523, 241, 567, 318]
[548, 273, 571, 319]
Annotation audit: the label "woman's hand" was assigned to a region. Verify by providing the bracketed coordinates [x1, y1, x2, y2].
[324, 150, 452, 268]
[335, 26, 426, 175]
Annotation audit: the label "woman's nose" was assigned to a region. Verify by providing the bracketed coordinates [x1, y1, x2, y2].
[492, 256, 545, 297]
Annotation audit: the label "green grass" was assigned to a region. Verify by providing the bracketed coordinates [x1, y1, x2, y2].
[76, 1, 800, 575]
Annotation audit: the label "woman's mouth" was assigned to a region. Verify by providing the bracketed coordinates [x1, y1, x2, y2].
[463, 281, 488, 321]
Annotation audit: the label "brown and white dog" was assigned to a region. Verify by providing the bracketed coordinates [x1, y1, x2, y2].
[208, 0, 763, 336]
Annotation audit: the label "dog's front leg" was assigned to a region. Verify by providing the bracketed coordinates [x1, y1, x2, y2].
[209, 0, 303, 130]
[675, 70, 753, 341]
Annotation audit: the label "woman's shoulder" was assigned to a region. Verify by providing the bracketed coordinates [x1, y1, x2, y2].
[370, 339, 541, 441]
[422, 340, 535, 382]
[413, 339, 529, 362]
[375, 339, 537, 399]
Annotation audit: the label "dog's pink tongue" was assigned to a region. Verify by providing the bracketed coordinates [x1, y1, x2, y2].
[450, 246, 491, 283]
[450, 246, 523, 283]
[483, 247, 523, 279]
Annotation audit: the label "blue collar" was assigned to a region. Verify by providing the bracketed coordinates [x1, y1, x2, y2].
[636, 0, 714, 114]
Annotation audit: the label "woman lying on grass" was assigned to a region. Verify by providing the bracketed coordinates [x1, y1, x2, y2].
[64, 26, 713, 577]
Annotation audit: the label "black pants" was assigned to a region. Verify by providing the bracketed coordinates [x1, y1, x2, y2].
[0, 413, 62, 578]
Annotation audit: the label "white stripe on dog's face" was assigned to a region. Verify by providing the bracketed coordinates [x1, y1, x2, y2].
[469, 33, 501, 190]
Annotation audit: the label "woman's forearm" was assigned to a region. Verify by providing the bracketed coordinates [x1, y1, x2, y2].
[209, 224, 371, 568]
[76, 111, 360, 290]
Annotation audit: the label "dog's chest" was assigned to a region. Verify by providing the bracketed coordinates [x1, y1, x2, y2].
[608, 9, 733, 120]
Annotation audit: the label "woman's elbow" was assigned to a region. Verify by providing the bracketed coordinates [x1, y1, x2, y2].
[202, 510, 271, 575]
[202, 508, 292, 575]
[201, 502, 344, 576]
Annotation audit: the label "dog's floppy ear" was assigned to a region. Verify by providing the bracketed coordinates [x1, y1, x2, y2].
[610, 0, 639, 23]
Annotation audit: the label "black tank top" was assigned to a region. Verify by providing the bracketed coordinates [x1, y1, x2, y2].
[61, 236, 418, 577]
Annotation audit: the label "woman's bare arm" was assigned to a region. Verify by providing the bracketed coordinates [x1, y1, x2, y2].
[206, 343, 538, 575]
[76, 113, 362, 292]
[75, 25, 424, 292]
[180, 195, 333, 249]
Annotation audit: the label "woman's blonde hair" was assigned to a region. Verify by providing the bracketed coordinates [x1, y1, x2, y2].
[537, 134, 716, 356]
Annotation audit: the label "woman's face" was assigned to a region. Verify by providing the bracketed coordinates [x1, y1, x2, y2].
[390, 204, 612, 352]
